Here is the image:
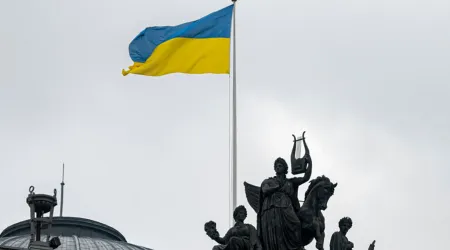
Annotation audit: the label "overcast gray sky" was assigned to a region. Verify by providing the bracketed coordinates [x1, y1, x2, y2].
[1, 0, 449, 249]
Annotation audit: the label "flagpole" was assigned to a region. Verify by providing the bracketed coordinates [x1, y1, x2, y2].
[230, 0, 237, 228]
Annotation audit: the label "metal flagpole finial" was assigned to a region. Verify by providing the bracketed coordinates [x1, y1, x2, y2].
[60, 163, 65, 217]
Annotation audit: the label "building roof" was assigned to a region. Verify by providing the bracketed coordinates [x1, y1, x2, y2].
[0, 235, 152, 250]
[0, 217, 126, 242]
[0, 217, 152, 250]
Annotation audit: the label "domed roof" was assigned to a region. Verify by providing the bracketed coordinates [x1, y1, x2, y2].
[0, 183, 153, 250]
[0, 235, 152, 250]
[0, 217, 127, 242]
[0, 217, 152, 250]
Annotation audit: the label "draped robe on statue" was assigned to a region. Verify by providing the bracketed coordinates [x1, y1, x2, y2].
[329, 232, 353, 250]
[212, 223, 260, 250]
[260, 176, 304, 250]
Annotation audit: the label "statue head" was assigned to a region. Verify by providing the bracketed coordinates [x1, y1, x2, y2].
[304, 175, 337, 210]
[274, 157, 288, 175]
[233, 205, 247, 223]
[338, 217, 353, 235]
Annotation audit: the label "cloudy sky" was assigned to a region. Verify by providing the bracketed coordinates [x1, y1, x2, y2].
[1, 0, 449, 249]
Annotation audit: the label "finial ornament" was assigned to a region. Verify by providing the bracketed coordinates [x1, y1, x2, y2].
[26, 186, 61, 250]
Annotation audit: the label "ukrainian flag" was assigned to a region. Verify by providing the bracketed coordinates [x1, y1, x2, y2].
[122, 4, 234, 77]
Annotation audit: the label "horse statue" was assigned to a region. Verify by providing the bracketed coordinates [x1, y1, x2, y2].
[244, 174, 337, 250]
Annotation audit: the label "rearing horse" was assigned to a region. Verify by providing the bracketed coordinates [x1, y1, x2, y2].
[297, 176, 337, 250]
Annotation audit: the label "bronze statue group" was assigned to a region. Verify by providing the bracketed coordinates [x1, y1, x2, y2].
[205, 132, 376, 250]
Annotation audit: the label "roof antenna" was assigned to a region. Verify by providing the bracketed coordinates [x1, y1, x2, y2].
[60, 163, 65, 217]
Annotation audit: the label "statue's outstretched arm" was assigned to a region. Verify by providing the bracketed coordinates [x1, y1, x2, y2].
[205, 221, 231, 246]
[303, 154, 312, 181]
[212, 229, 232, 245]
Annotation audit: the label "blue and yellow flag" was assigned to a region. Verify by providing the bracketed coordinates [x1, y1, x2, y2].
[122, 5, 234, 77]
